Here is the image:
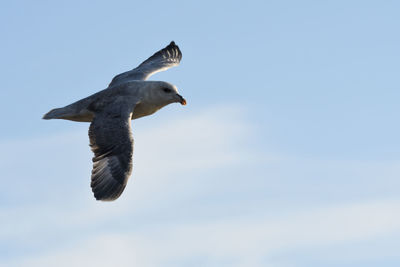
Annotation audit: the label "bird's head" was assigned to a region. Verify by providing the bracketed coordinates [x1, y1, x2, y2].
[144, 81, 186, 107]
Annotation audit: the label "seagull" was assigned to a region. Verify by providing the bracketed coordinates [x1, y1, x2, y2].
[43, 41, 186, 201]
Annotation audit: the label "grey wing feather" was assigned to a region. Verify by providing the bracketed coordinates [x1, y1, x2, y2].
[109, 41, 182, 87]
[88, 106, 134, 201]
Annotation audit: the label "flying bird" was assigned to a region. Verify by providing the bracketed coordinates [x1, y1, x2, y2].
[43, 41, 186, 201]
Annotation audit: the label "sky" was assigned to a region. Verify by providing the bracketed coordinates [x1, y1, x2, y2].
[1, 0, 400, 266]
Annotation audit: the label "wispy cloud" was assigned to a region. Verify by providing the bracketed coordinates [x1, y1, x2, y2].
[6, 198, 400, 267]
[0, 106, 251, 260]
[2, 105, 400, 267]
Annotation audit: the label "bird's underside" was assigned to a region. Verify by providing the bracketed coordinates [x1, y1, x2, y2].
[43, 41, 183, 201]
[43, 82, 160, 122]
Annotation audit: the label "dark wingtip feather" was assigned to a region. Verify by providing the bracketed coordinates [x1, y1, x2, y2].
[92, 180, 126, 201]
[165, 41, 181, 57]
[167, 41, 182, 61]
[136, 41, 182, 69]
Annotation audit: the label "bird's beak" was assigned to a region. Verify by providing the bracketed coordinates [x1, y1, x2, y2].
[176, 94, 187, 105]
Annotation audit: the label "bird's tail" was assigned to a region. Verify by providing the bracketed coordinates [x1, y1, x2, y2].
[42, 107, 69, 120]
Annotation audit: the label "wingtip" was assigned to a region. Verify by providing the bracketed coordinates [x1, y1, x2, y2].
[91, 175, 126, 202]
[94, 195, 117, 202]
[93, 188, 123, 202]
[42, 112, 52, 120]
[166, 41, 182, 61]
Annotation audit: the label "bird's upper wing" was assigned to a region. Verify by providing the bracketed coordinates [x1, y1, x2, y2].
[88, 104, 135, 201]
[109, 41, 182, 87]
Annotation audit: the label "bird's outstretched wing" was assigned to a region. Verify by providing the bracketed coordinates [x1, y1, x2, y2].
[88, 104, 135, 201]
[109, 41, 182, 87]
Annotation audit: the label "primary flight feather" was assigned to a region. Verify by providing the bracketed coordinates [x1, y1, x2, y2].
[43, 41, 186, 201]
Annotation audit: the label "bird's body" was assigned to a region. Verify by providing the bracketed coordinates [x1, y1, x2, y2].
[43, 42, 186, 201]
[43, 81, 181, 122]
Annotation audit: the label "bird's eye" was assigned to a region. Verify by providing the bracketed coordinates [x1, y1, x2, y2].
[163, 88, 172, 93]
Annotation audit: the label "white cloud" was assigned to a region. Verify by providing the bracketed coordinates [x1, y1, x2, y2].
[2, 105, 400, 267]
[0, 105, 251, 242]
[6, 198, 400, 267]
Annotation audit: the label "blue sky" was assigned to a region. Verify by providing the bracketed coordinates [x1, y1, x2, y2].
[1, 1, 400, 266]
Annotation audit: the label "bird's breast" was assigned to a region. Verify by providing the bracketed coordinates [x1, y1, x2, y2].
[131, 103, 162, 120]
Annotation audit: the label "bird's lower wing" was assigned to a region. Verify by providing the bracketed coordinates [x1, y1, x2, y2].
[88, 106, 134, 201]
